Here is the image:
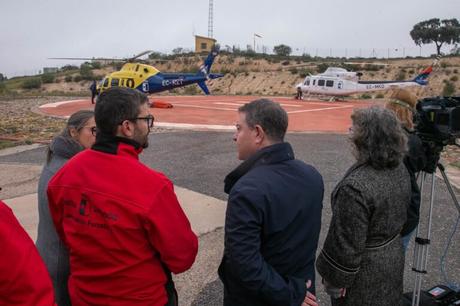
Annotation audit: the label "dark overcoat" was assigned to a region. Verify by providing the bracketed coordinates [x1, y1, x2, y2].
[316, 162, 410, 306]
[219, 142, 324, 306]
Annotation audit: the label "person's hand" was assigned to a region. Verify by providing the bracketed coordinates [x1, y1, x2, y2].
[322, 278, 346, 299]
[302, 279, 318, 306]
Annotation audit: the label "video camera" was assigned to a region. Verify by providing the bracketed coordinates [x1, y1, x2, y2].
[414, 96, 460, 173]
[415, 96, 460, 145]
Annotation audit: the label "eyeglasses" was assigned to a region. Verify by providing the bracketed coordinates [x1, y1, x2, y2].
[119, 114, 155, 128]
[121, 114, 155, 128]
[136, 115, 155, 128]
[81, 126, 97, 136]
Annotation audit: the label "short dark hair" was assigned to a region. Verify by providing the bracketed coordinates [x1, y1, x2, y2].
[351, 106, 407, 170]
[239, 99, 288, 142]
[95, 87, 148, 135]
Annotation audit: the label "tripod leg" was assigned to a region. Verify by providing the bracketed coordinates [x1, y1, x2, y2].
[411, 172, 436, 306]
[437, 163, 460, 214]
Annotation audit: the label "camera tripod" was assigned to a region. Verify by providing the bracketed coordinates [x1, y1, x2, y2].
[410, 163, 460, 306]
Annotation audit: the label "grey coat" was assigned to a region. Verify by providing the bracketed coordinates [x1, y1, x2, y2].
[316, 162, 410, 306]
[36, 136, 83, 306]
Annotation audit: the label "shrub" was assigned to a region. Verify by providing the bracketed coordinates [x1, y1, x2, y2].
[443, 81, 456, 96]
[41, 73, 55, 84]
[184, 85, 199, 95]
[299, 68, 314, 78]
[317, 63, 329, 73]
[396, 71, 406, 81]
[73, 75, 83, 82]
[450, 75, 458, 82]
[22, 78, 42, 89]
[360, 93, 372, 99]
[376, 93, 385, 99]
[289, 67, 298, 74]
[80, 64, 94, 80]
[61, 65, 78, 71]
[91, 61, 102, 69]
[0, 82, 6, 94]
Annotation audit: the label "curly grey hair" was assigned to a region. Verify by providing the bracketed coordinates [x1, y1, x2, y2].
[350, 106, 407, 170]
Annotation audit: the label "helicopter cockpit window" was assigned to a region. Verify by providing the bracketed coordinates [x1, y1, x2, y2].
[305, 78, 310, 86]
[135, 65, 139, 72]
[103, 78, 109, 87]
[313, 79, 316, 86]
[326, 80, 334, 87]
[111, 78, 120, 87]
[318, 79, 325, 86]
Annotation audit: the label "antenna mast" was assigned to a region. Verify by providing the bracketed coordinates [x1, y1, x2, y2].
[208, 0, 214, 38]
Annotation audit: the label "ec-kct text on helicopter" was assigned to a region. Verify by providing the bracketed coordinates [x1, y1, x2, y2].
[295, 62, 435, 100]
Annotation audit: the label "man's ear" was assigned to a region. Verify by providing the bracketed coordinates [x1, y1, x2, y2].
[117, 120, 135, 138]
[254, 125, 265, 145]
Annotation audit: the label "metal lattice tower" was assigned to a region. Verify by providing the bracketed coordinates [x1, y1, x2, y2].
[208, 0, 214, 38]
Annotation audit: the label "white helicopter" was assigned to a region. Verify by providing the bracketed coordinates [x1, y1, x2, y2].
[295, 65, 433, 99]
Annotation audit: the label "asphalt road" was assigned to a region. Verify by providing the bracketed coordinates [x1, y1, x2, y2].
[1, 131, 459, 305]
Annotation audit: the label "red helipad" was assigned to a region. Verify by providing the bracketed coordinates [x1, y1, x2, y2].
[38, 96, 374, 133]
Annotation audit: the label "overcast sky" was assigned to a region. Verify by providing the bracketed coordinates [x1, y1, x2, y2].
[1, 0, 459, 77]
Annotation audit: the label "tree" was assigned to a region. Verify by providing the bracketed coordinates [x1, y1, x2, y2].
[172, 47, 184, 55]
[273, 44, 292, 57]
[0, 73, 6, 82]
[410, 18, 460, 55]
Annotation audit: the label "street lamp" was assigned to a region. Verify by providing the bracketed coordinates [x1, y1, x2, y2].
[254, 33, 262, 52]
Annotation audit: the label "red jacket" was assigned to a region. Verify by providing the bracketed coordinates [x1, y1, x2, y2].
[0, 201, 55, 306]
[47, 137, 198, 305]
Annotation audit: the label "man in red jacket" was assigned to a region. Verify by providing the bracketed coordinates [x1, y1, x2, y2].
[0, 199, 55, 306]
[47, 87, 198, 306]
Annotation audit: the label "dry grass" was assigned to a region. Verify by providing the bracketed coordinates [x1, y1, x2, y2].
[0, 97, 69, 143]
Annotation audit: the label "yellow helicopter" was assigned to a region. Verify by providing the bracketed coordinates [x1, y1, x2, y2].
[51, 46, 223, 96]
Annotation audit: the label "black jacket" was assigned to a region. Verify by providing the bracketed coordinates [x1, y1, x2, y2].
[219, 142, 324, 306]
[401, 129, 427, 236]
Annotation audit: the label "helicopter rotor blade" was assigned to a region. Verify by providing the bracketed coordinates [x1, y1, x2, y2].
[49, 57, 125, 62]
[128, 50, 153, 61]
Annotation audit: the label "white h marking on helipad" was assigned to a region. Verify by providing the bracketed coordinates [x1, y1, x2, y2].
[287, 105, 353, 114]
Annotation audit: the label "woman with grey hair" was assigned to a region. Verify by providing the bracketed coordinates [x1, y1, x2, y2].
[316, 106, 411, 306]
[36, 110, 96, 306]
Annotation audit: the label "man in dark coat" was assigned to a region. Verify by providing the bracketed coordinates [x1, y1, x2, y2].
[89, 80, 98, 104]
[218, 99, 323, 306]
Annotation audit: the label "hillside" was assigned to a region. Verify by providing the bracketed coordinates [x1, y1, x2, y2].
[2, 54, 460, 99]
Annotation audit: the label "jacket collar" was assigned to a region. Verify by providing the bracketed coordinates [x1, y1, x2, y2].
[224, 142, 294, 194]
[92, 134, 143, 158]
